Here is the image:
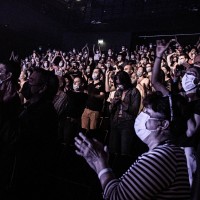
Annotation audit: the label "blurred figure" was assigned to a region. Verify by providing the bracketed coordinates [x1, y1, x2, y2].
[61, 76, 87, 145]
[151, 39, 200, 200]
[16, 68, 59, 198]
[0, 61, 21, 194]
[81, 68, 105, 137]
[108, 71, 141, 174]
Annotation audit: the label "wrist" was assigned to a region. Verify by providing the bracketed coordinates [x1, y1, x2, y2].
[98, 168, 112, 179]
[156, 56, 162, 59]
[95, 159, 109, 174]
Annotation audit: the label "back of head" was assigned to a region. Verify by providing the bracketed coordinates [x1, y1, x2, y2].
[53, 57, 62, 66]
[34, 68, 59, 101]
[63, 73, 73, 85]
[46, 71, 59, 101]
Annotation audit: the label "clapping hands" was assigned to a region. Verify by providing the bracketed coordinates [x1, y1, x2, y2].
[75, 132, 109, 172]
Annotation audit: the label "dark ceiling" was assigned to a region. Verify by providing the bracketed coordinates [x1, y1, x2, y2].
[0, 0, 200, 59]
[24, 0, 200, 33]
[2, 0, 200, 34]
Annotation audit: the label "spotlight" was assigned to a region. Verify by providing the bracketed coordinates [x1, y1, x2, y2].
[98, 39, 104, 44]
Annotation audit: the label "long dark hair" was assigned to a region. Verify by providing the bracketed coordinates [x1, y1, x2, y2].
[114, 71, 132, 90]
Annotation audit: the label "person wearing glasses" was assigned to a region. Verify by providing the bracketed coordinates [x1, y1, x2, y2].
[75, 91, 190, 200]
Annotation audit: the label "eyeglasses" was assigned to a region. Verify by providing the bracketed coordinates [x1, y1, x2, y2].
[143, 108, 166, 121]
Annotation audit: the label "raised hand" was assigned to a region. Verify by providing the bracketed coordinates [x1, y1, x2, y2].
[156, 39, 175, 57]
[0, 79, 17, 102]
[105, 68, 111, 76]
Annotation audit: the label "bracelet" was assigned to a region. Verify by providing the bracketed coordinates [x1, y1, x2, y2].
[98, 168, 112, 179]
[156, 56, 162, 59]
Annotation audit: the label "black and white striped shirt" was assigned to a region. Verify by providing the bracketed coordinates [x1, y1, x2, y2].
[104, 144, 190, 200]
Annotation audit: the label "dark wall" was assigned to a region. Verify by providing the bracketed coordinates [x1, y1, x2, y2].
[1, 0, 198, 60]
[0, 0, 64, 59]
[62, 31, 132, 53]
[0, 0, 132, 59]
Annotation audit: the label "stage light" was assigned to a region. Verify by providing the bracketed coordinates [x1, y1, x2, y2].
[98, 39, 104, 44]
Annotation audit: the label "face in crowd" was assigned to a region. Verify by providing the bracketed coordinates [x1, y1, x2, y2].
[73, 77, 83, 92]
[92, 68, 101, 81]
[181, 67, 200, 93]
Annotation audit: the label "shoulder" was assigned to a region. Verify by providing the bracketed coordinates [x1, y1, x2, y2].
[139, 145, 179, 165]
[95, 81, 105, 90]
[78, 92, 88, 99]
[148, 144, 184, 166]
[130, 87, 141, 97]
[87, 83, 94, 88]
[193, 99, 200, 114]
[125, 145, 180, 183]
[150, 144, 177, 157]
[97, 81, 105, 86]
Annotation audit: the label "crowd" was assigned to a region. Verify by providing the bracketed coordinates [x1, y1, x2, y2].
[1, 37, 200, 199]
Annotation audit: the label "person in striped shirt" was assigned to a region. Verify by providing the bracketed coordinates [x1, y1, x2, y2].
[75, 92, 190, 200]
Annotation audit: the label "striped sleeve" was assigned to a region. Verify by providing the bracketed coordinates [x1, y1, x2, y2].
[103, 145, 182, 200]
